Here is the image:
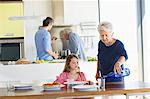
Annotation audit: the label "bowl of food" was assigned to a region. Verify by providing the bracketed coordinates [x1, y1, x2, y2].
[43, 82, 64, 91]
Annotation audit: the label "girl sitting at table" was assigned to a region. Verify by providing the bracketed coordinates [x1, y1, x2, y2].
[54, 54, 86, 84]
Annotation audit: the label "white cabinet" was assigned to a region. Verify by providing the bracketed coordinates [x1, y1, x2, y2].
[23, 1, 52, 17]
[52, 0, 99, 25]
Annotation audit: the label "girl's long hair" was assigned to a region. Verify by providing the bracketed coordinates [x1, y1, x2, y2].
[63, 54, 79, 72]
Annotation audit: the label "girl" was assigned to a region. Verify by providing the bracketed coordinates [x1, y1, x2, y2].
[54, 54, 86, 84]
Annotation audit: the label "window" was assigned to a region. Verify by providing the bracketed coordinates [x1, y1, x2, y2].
[99, 0, 140, 81]
[143, 0, 150, 82]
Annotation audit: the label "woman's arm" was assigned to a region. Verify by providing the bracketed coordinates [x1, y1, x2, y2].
[95, 61, 101, 80]
[113, 56, 126, 74]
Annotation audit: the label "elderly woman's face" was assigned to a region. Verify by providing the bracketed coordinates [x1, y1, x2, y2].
[63, 33, 69, 40]
[100, 31, 112, 44]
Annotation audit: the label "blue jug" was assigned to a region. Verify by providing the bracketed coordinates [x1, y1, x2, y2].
[103, 68, 130, 78]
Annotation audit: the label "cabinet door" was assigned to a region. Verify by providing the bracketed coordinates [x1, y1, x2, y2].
[0, 2, 24, 38]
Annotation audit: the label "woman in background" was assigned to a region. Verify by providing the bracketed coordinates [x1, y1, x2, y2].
[61, 28, 86, 60]
[54, 54, 86, 84]
[95, 21, 128, 82]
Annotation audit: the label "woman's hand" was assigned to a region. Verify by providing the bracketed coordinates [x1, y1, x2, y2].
[53, 53, 59, 59]
[95, 71, 101, 81]
[113, 62, 122, 74]
[95, 61, 101, 80]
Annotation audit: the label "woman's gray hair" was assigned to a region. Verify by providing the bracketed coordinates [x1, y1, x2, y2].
[63, 28, 72, 34]
[97, 21, 113, 33]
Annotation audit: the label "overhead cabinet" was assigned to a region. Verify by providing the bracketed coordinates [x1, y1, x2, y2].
[0, 2, 24, 38]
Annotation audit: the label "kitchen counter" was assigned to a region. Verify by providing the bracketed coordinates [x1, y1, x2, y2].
[0, 61, 97, 87]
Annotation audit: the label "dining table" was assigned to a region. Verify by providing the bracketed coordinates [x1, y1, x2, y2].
[0, 81, 150, 99]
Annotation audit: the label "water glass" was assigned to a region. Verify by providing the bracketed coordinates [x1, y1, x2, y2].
[97, 78, 101, 90]
[101, 78, 105, 90]
[6, 81, 14, 92]
[97, 77, 105, 91]
[67, 79, 74, 89]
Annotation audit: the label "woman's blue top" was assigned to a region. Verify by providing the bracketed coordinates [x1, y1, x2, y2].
[97, 39, 128, 82]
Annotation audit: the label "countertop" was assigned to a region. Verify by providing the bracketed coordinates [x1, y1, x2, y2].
[0, 61, 97, 87]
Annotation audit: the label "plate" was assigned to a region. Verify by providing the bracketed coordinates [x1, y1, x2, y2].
[13, 84, 33, 90]
[43, 87, 61, 91]
[64, 81, 88, 85]
[43, 84, 65, 91]
[14, 85, 32, 88]
[15, 87, 33, 90]
[73, 85, 99, 91]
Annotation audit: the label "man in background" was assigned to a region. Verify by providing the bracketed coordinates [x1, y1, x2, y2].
[62, 28, 86, 60]
[35, 17, 58, 60]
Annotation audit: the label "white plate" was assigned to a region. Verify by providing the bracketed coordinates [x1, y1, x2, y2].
[13, 84, 32, 88]
[44, 87, 61, 91]
[15, 87, 32, 90]
[14, 85, 32, 90]
[73, 85, 98, 91]
[64, 81, 88, 85]
[13, 84, 32, 87]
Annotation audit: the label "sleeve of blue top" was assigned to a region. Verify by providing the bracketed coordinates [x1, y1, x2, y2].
[116, 41, 128, 60]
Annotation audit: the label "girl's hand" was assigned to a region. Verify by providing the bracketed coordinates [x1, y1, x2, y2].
[114, 62, 122, 74]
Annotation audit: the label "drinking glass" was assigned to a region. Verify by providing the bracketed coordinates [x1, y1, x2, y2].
[101, 78, 105, 91]
[67, 79, 74, 89]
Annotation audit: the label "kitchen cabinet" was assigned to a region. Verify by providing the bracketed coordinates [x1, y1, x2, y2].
[0, 2, 24, 38]
[52, 0, 99, 25]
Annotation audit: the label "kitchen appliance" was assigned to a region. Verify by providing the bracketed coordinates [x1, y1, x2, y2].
[56, 49, 71, 59]
[0, 38, 24, 63]
[0, 43, 20, 61]
[64, 49, 71, 57]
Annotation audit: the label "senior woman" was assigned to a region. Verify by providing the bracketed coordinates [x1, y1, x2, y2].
[61, 28, 86, 60]
[95, 21, 128, 82]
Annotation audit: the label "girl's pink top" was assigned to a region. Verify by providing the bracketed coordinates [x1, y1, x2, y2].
[54, 72, 86, 84]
